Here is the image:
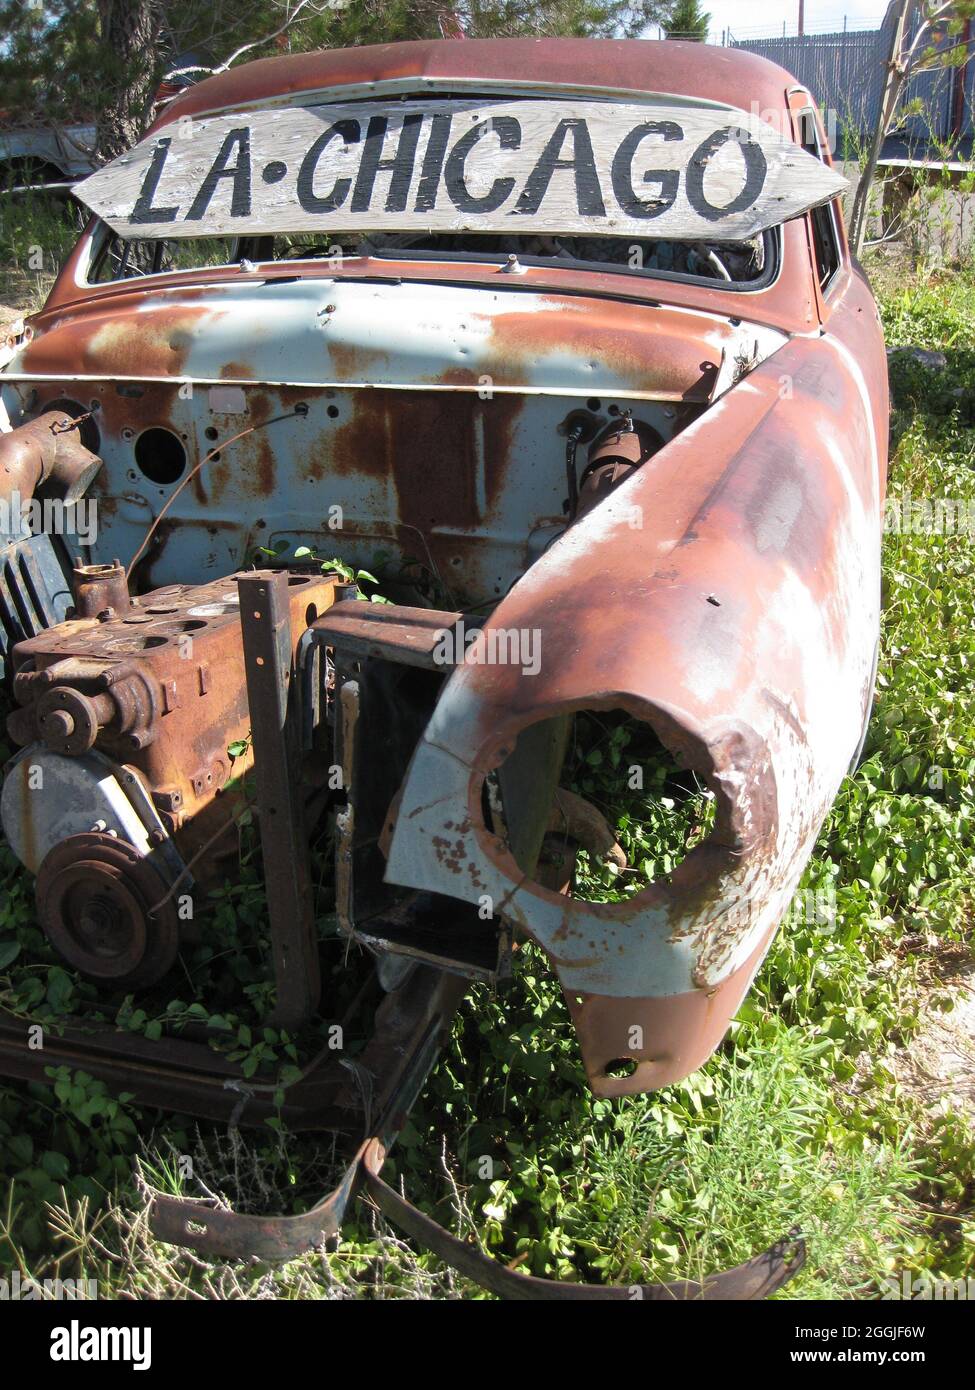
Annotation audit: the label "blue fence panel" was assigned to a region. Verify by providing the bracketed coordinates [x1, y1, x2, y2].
[731, 17, 974, 151]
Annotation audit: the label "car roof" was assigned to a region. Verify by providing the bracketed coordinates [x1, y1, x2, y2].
[153, 38, 802, 130]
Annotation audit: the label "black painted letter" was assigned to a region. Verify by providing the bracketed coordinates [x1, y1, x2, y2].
[685, 126, 767, 221]
[414, 113, 453, 213]
[130, 138, 179, 224]
[444, 118, 521, 214]
[514, 119, 605, 218]
[297, 120, 361, 214]
[186, 128, 252, 221]
[611, 121, 682, 220]
[352, 114, 424, 213]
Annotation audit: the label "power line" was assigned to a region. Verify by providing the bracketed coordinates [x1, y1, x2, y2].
[726, 15, 887, 38]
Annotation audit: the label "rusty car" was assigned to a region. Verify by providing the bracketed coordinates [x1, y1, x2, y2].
[0, 37, 887, 1297]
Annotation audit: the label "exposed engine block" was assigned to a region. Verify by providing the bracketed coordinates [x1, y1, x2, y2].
[1, 566, 338, 987]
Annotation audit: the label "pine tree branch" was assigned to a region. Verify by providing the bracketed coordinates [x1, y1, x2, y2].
[164, 0, 320, 80]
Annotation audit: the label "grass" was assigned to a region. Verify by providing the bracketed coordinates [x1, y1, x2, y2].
[0, 222, 973, 1296]
[0, 184, 81, 315]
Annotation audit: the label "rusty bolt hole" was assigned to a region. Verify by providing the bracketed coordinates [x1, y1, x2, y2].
[604, 1057, 638, 1079]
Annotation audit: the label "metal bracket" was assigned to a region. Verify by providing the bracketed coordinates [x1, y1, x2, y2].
[237, 570, 321, 1030]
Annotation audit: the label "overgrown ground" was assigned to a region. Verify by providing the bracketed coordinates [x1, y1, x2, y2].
[0, 194, 973, 1296]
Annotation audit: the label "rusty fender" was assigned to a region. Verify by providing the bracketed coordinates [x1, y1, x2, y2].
[386, 319, 887, 1097]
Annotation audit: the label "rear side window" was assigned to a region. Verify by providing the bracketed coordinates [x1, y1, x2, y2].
[88, 233, 236, 282]
[797, 107, 841, 292]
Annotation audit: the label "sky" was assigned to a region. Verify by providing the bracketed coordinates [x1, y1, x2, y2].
[645, 1, 892, 44]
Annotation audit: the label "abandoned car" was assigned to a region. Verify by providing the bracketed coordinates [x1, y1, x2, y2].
[0, 38, 887, 1295]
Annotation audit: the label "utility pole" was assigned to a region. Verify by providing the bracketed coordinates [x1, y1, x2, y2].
[950, 17, 972, 141]
[799, 0, 805, 36]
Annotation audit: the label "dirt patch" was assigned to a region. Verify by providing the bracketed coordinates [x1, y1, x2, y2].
[1, 302, 25, 332]
[0, 302, 26, 372]
[894, 954, 975, 1122]
[0, 266, 55, 317]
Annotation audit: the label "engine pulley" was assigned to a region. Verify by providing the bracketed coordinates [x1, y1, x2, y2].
[35, 832, 179, 990]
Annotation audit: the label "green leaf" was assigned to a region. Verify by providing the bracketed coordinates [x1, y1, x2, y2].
[9, 1133, 33, 1165]
[869, 857, 889, 890]
[41, 1150, 69, 1180]
[0, 940, 21, 970]
[46, 967, 74, 1011]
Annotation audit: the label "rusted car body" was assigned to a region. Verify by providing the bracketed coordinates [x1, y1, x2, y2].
[0, 39, 886, 1293]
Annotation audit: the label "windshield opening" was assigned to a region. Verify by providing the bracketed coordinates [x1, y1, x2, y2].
[85, 223, 778, 291]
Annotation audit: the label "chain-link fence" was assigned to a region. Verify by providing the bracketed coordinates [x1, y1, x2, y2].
[730, 12, 974, 151]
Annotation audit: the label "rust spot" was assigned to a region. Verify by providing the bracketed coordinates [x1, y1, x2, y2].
[484, 298, 729, 399]
[22, 303, 217, 381]
[328, 340, 389, 382]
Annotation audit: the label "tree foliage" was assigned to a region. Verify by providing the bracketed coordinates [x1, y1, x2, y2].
[0, 0, 669, 162]
[849, 0, 975, 254]
[663, 0, 709, 41]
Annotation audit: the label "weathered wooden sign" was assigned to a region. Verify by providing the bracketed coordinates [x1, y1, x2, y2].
[75, 98, 847, 244]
